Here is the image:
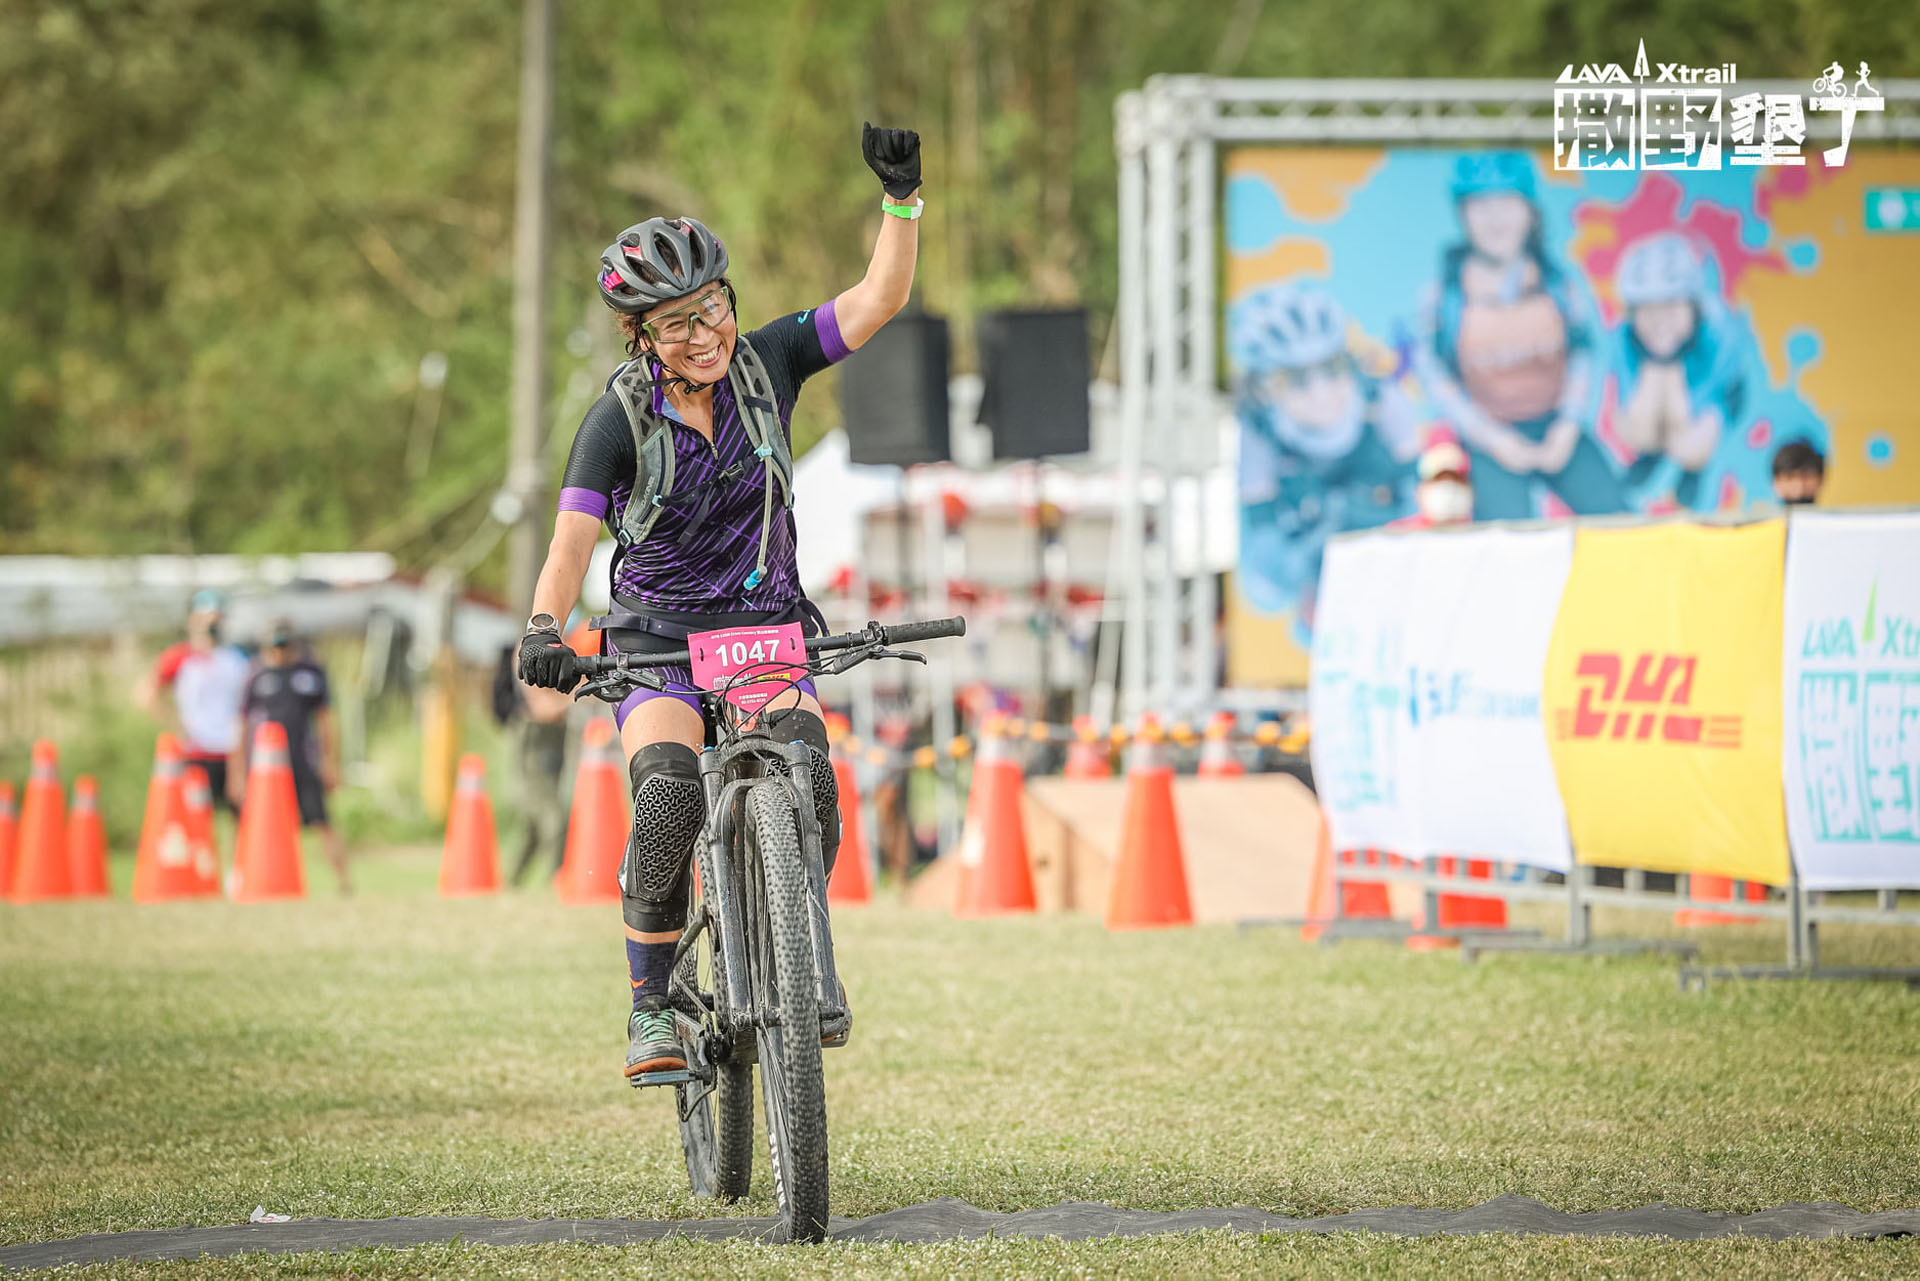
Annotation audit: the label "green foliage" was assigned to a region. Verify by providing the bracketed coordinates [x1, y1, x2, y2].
[3, 1, 1915, 575]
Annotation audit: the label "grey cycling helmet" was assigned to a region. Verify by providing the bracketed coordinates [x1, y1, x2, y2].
[597, 217, 729, 314]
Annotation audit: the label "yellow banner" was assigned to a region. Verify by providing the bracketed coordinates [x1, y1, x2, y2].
[1543, 522, 1788, 883]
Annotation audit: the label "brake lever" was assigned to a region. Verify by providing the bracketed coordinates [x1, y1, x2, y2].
[819, 641, 903, 677]
[573, 673, 634, 704]
[874, 646, 927, 665]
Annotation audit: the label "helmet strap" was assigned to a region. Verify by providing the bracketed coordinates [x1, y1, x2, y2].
[649, 355, 721, 398]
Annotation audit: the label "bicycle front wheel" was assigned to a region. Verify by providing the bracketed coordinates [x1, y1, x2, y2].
[746, 778, 829, 1243]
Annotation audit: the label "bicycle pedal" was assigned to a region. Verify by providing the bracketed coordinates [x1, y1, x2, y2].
[819, 1004, 852, 1049]
[627, 1067, 694, 1089]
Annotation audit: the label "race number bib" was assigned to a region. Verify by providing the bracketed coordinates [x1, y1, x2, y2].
[687, 623, 807, 712]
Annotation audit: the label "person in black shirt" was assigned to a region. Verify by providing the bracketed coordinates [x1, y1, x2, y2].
[233, 618, 352, 894]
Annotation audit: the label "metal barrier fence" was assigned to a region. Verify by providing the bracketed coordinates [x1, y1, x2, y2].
[1325, 852, 1920, 990]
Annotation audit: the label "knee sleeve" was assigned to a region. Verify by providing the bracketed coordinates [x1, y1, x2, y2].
[621, 743, 704, 933]
[768, 708, 840, 876]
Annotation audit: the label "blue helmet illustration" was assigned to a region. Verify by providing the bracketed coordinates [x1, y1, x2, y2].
[1450, 151, 1539, 204]
[1230, 282, 1350, 373]
[1615, 232, 1707, 307]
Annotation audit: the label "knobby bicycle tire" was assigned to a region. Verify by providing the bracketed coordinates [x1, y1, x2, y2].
[746, 778, 829, 1242]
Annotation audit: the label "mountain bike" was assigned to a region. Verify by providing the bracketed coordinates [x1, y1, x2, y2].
[572, 615, 966, 1243]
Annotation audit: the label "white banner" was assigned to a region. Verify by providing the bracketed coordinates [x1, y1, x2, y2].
[1309, 533, 1422, 857]
[1310, 526, 1573, 870]
[1783, 511, 1920, 889]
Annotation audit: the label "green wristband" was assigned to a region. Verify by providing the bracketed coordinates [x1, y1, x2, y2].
[881, 196, 923, 221]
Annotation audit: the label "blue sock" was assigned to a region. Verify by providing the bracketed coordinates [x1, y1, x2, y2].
[626, 934, 677, 1009]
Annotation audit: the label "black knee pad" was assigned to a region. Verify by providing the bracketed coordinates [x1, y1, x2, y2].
[621, 742, 704, 934]
[767, 708, 840, 876]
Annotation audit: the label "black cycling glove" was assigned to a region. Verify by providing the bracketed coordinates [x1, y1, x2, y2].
[862, 122, 921, 199]
[518, 630, 578, 692]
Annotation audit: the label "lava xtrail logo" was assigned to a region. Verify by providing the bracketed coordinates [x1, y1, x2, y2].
[1553, 651, 1743, 748]
[1553, 39, 1884, 172]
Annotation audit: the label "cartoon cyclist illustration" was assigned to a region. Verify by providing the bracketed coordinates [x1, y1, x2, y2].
[1612, 232, 1746, 511]
[1231, 281, 1420, 630]
[1417, 152, 1625, 520]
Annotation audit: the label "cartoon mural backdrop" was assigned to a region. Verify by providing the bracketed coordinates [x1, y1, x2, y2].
[1224, 146, 1920, 676]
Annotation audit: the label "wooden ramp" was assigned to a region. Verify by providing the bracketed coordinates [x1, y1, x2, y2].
[907, 775, 1324, 924]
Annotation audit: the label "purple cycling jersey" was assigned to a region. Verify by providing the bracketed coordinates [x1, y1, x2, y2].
[558, 301, 851, 612]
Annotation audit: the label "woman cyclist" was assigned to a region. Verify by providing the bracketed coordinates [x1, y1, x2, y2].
[518, 124, 922, 1078]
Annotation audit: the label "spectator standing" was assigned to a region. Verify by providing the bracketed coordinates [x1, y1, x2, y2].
[140, 589, 251, 813]
[232, 618, 351, 894]
[1772, 440, 1826, 506]
[1391, 441, 1477, 530]
[493, 617, 595, 886]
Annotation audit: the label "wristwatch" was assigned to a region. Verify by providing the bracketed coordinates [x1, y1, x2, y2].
[526, 612, 559, 634]
[881, 195, 923, 220]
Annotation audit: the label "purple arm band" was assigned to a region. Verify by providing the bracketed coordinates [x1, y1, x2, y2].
[816, 298, 851, 364]
[557, 487, 609, 519]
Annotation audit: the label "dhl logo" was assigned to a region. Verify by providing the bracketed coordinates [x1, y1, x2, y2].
[1552, 651, 1743, 749]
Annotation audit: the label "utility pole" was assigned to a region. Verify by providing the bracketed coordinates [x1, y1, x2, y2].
[505, 0, 555, 613]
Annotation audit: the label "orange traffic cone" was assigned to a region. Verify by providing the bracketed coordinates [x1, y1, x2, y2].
[1338, 849, 1395, 920]
[557, 718, 629, 905]
[1196, 712, 1246, 777]
[9, 741, 71, 902]
[1062, 716, 1112, 779]
[1300, 810, 1337, 942]
[1675, 873, 1766, 926]
[952, 749, 983, 914]
[133, 736, 194, 902]
[67, 775, 110, 898]
[1105, 720, 1192, 930]
[826, 754, 872, 905]
[1431, 856, 1508, 931]
[0, 781, 17, 900]
[179, 766, 223, 897]
[440, 754, 501, 897]
[954, 717, 1036, 918]
[232, 722, 307, 902]
[1300, 822, 1397, 939]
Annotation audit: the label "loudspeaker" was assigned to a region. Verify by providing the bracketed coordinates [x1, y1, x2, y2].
[977, 307, 1091, 460]
[840, 312, 951, 465]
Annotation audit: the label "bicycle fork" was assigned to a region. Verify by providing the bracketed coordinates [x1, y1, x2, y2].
[699, 757, 755, 1043]
[780, 742, 848, 1033]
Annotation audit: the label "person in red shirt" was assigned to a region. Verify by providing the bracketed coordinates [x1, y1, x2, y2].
[1392, 441, 1476, 531]
[139, 589, 252, 812]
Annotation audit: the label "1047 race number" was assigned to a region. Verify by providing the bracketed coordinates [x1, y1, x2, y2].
[687, 623, 807, 712]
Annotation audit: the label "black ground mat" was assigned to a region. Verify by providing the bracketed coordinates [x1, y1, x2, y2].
[5, 1194, 1916, 1270]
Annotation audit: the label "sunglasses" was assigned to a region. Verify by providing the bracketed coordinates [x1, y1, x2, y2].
[641, 284, 736, 346]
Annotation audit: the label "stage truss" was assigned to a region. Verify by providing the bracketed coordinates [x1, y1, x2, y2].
[1104, 75, 1920, 722]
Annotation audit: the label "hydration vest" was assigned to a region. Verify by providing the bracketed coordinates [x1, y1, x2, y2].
[605, 337, 795, 594]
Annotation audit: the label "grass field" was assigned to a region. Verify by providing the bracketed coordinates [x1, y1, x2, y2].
[5, 847, 1920, 1277]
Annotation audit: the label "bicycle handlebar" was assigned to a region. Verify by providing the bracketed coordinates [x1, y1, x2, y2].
[570, 615, 966, 676]
[869, 616, 967, 646]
